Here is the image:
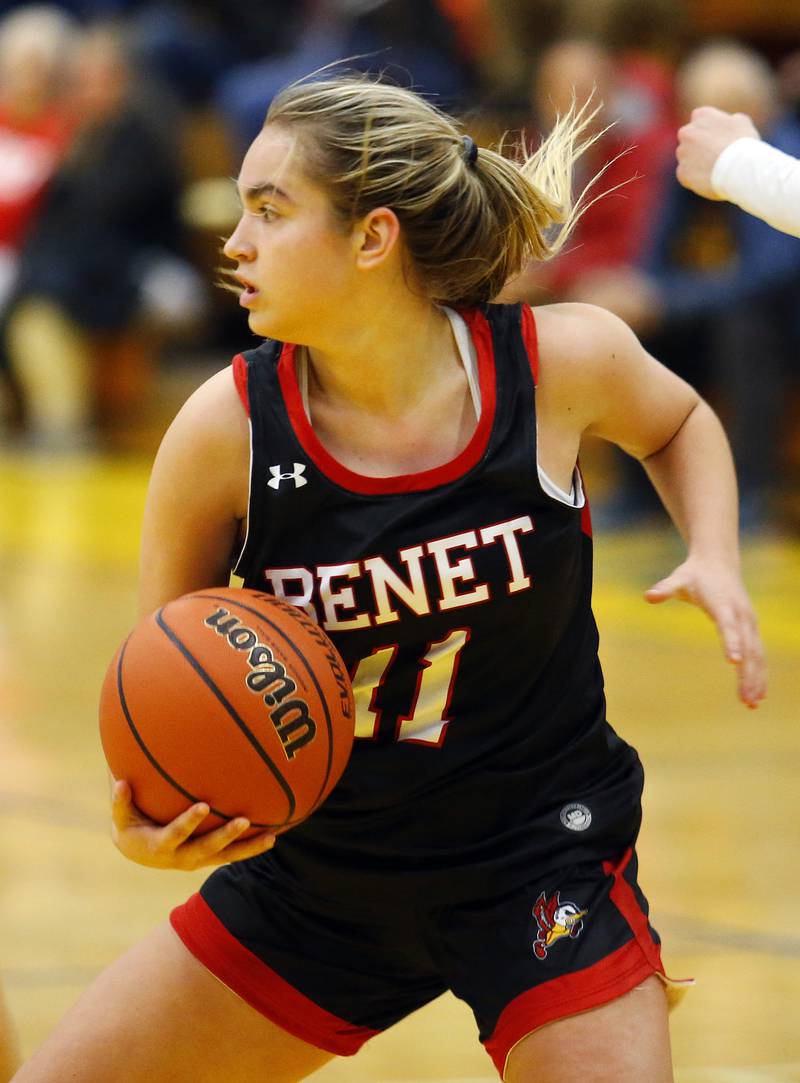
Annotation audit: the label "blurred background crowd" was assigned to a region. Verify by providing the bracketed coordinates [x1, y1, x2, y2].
[0, 0, 799, 533]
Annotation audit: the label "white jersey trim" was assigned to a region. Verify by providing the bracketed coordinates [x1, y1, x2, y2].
[232, 412, 254, 576]
[538, 457, 585, 508]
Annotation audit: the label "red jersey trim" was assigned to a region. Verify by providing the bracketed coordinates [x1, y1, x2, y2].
[232, 354, 250, 417]
[484, 847, 665, 1078]
[276, 308, 497, 495]
[520, 304, 539, 387]
[170, 894, 378, 1057]
[578, 466, 593, 539]
[484, 938, 662, 1077]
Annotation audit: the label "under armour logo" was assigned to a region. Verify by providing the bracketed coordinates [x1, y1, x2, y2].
[268, 463, 308, 489]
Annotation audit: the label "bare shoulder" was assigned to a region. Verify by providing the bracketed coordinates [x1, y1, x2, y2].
[139, 363, 252, 614]
[151, 364, 250, 516]
[531, 302, 641, 434]
[531, 302, 699, 459]
[533, 302, 641, 380]
[162, 365, 248, 458]
[171, 364, 249, 439]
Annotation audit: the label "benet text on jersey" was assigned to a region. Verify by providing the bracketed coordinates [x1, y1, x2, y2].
[259, 515, 536, 631]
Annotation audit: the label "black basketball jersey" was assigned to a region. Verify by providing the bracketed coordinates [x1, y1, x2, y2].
[231, 303, 643, 903]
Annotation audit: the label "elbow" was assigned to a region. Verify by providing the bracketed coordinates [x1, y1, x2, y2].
[641, 397, 704, 463]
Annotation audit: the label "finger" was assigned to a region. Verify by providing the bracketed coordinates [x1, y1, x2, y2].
[110, 779, 140, 828]
[736, 617, 768, 707]
[713, 606, 743, 663]
[159, 802, 211, 849]
[204, 831, 276, 867]
[692, 105, 724, 123]
[181, 816, 253, 862]
[723, 605, 763, 706]
[644, 576, 685, 604]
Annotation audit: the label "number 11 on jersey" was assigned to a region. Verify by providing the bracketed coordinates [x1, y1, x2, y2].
[351, 629, 470, 747]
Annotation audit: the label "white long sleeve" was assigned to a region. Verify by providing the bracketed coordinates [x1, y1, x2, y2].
[710, 137, 800, 238]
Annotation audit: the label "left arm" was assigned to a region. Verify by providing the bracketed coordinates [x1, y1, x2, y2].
[639, 401, 765, 709]
[536, 302, 766, 707]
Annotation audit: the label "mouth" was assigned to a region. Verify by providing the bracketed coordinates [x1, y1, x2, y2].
[234, 273, 260, 307]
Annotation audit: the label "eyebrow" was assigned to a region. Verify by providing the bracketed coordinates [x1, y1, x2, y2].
[239, 181, 294, 204]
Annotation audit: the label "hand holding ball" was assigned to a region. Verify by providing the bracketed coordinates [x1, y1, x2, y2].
[99, 589, 355, 835]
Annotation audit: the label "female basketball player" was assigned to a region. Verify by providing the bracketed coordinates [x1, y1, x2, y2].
[14, 75, 766, 1083]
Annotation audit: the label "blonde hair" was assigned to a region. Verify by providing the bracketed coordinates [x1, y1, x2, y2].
[265, 74, 606, 308]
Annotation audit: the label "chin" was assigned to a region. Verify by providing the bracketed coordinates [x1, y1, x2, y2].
[250, 309, 308, 345]
[247, 311, 277, 339]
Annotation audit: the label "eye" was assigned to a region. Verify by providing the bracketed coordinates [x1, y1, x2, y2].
[259, 204, 279, 222]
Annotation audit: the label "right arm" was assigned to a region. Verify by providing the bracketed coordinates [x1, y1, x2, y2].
[111, 366, 277, 870]
[137, 366, 249, 617]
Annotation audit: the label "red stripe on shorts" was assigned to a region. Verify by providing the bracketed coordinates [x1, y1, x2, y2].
[170, 893, 378, 1056]
[603, 848, 664, 974]
[484, 849, 664, 1078]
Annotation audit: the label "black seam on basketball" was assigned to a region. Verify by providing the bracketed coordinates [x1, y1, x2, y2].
[116, 632, 276, 829]
[192, 593, 337, 813]
[154, 609, 296, 825]
[194, 593, 336, 814]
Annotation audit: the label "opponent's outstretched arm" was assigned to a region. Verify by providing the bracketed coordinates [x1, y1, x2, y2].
[677, 106, 800, 238]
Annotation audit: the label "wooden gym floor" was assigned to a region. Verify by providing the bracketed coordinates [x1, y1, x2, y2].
[1, 441, 799, 1082]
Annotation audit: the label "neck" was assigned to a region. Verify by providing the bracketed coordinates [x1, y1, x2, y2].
[303, 294, 459, 418]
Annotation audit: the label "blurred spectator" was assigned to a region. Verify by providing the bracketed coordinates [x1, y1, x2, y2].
[580, 43, 800, 529]
[0, 5, 78, 429]
[778, 49, 800, 122]
[0, 6, 77, 301]
[643, 43, 800, 529]
[3, 22, 204, 450]
[480, 0, 684, 107]
[502, 37, 675, 327]
[213, 0, 472, 150]
[129, 1, 303, 109]
[437, 0, 495, 78]
[0, 0, 140, 14]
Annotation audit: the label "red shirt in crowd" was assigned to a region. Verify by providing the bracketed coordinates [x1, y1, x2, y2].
[0, 106, 73, 250]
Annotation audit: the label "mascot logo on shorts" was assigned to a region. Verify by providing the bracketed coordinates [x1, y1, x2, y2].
[532, 891, 587, 960]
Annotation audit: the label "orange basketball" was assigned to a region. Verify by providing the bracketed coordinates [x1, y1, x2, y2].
[99, 588, 355, 835]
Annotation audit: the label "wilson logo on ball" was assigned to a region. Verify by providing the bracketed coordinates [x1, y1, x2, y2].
[204, 607, 317, 760]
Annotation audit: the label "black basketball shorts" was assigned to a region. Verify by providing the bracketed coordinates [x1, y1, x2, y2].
[171, 847, 684, 1078]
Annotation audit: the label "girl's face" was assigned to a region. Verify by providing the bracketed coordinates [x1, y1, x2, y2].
[224, 125, 357, 343]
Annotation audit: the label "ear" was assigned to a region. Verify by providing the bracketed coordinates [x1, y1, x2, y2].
[353, 206, 401, 271]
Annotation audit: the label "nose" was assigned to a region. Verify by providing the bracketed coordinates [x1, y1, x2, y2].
[223, 215, 255, 262]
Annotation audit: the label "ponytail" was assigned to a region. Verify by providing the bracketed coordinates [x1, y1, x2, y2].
[266, 75, 609, 307]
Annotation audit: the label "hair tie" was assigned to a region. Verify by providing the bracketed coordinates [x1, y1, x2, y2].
[462, 135, 478, 166]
